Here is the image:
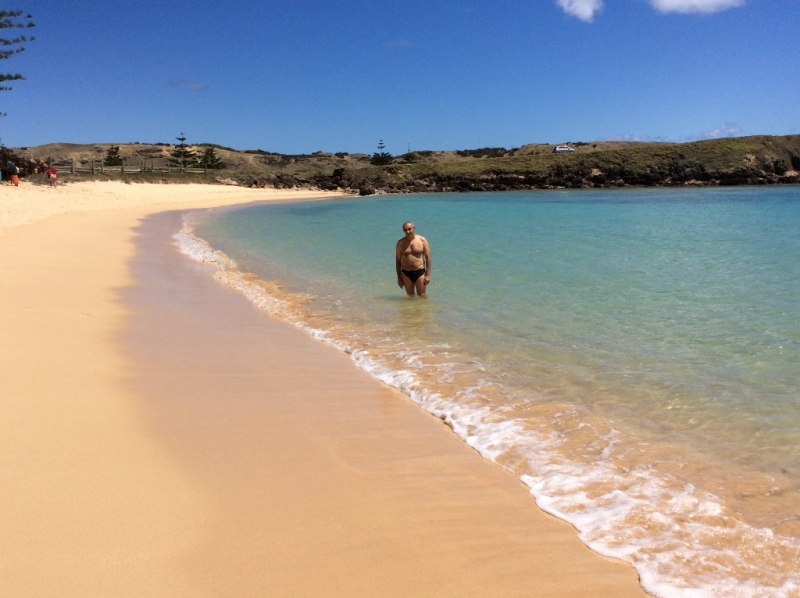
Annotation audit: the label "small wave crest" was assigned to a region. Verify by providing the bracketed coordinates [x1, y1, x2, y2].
[174, 214, 800, 598]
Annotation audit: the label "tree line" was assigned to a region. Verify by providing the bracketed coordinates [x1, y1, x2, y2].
[0, 9, 34, 122]
[104, 135, 227, 170]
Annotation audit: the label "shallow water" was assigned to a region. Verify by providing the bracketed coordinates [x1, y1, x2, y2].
[182, 187, 800, 597]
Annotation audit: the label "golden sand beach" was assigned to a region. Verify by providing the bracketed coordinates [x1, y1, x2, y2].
[0, 181, 648, 597]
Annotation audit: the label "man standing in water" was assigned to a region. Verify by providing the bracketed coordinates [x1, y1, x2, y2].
[396, 221, 431, 296]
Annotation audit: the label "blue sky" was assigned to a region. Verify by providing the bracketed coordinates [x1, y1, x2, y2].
[1, 1, 798, 154]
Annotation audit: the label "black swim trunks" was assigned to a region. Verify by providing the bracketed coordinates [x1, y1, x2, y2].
[402, 268, 426, 283]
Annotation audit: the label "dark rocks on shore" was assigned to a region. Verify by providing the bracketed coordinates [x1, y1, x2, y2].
[228, 139, 800, 194]
[236, 163, 800, 194]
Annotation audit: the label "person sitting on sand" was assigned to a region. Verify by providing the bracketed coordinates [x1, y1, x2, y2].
[47, 166, 57, 187]
[395, 221, 431, 297]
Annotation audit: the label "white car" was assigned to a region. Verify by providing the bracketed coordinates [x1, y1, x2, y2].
[553, 145, 576, 153]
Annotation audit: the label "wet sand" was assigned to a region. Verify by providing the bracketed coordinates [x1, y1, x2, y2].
[0, 182, 648, 596]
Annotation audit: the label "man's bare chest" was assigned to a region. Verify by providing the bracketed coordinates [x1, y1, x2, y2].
[402, 238, 425, 255]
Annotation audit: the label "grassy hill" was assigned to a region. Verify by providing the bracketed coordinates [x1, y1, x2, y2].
[11, 135, 800, 193]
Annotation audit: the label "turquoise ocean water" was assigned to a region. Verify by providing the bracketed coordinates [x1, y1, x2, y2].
[179, 187, 800, 597]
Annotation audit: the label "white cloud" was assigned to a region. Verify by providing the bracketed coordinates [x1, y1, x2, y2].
[556, 0, 604, 23]
[557, 0, 743, 22]
[649, 0, 745, 14]
[699, 122, 742, 139]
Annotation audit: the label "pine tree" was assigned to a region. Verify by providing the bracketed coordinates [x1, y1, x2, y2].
[198, 146, 226, 170]
[104, 145, 122, 166]
[169, 133, 196, 168]
[370, 139, 394, 166]
[0, 10, 34, 116]
[0, 11, 34, 92]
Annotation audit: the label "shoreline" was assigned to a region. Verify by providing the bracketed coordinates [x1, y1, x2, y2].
[0, 182, 647, 596]
[181, 187, 800, 597]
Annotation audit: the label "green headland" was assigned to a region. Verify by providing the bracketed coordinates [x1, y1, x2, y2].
[12, 134, 800, 193]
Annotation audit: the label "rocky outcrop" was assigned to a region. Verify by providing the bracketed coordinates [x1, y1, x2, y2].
[234, 164, 800, 194]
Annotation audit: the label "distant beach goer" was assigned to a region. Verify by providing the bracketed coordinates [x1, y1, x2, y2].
[396, 221, 431, 297]
[8, 161, 20, 186]
[47, 166, 57, 187]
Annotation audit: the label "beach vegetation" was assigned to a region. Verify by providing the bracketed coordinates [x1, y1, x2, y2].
[197, 142, 236, 152]
[0, 142, 24, 175]
[169, 134, 197, 168]
[456, 147, 508, 159]
[0, 10, 34, 93]
[198, 146, 226, 170]
[370, 140, 394, 166]
[104, 145, 123, 166]
[399, 152, 419, 164]
[244, 149, 283, 156]
[0, 9, 34, 116]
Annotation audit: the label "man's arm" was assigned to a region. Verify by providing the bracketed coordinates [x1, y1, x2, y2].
[395, 241, 404, 287]
[423, 238, 431, 284]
